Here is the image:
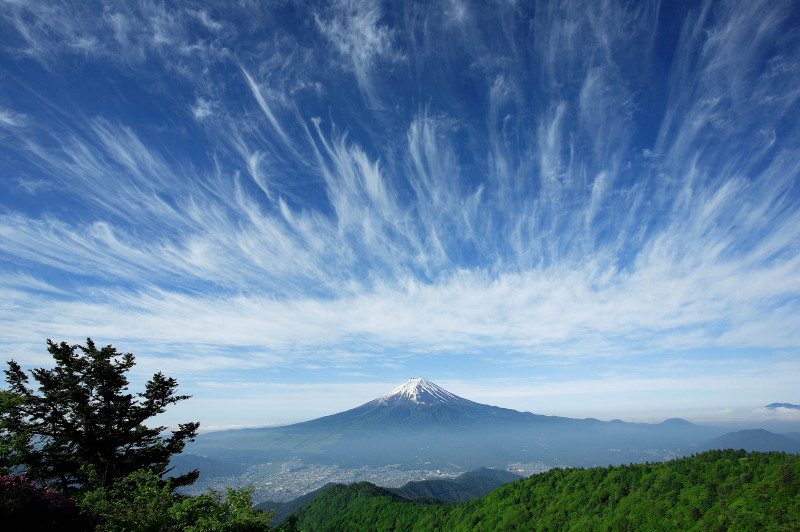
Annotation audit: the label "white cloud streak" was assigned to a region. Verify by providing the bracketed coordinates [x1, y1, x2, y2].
[1, 0, 799, 425]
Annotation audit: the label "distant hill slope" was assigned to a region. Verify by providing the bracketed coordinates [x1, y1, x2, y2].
[253, 483, 337, 526]
[390, 467, 521, 503]
[256, 467, 521, 526]
[701, 429, 800, 453]
[293, 450, 800, 531]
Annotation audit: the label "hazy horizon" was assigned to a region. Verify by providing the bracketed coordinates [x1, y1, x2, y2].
[2, 0, 799, 431]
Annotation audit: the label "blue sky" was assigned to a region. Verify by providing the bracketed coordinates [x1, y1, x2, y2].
[1, 0, 800, 431]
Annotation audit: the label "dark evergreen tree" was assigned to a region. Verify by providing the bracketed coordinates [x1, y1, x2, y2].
[0, 391, 31, 475]
[1, 339, 199, 493]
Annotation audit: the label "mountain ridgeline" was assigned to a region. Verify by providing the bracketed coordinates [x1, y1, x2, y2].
[178, 378, 800, 503]
[292, 450, 800, 531]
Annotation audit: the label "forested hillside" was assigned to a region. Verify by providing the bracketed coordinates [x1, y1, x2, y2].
[293, 450, 800, 531]
[390, 467, 522, 502]
[257, 467, 520, 527]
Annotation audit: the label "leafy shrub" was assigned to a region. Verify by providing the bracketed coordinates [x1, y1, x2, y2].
[78, 469, 274, 531]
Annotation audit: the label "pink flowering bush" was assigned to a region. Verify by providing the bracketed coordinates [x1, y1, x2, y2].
[0, 474, 95, 531]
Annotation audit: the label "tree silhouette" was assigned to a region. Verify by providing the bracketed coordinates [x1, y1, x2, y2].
[2, 339, 199, 493]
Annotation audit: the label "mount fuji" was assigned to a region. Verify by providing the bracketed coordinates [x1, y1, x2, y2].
[293, 377, 560, 428]
[177, 378, 755, 501]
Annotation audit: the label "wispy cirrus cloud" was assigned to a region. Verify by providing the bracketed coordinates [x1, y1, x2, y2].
[314, 0, 403, 107]
[1, 0, 799, 427]
[0, 107, 26, 128]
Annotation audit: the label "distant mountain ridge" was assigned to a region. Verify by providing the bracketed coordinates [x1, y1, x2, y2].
[766, 403, 800, 410]
[701, 429, 800, 453]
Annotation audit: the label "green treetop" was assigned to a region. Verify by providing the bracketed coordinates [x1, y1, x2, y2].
[1, 338, 199, 493]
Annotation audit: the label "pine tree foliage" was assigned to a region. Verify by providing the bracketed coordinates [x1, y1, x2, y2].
[1, 339, 199, 493]
[0, 391, 30, 474]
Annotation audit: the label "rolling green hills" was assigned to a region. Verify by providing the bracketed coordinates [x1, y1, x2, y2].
[292, 450, 800, 531]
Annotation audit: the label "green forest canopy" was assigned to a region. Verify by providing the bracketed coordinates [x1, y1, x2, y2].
[292, 449, 800, 531]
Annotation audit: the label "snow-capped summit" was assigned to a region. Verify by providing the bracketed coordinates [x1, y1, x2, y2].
[373, 377, 471, 406]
